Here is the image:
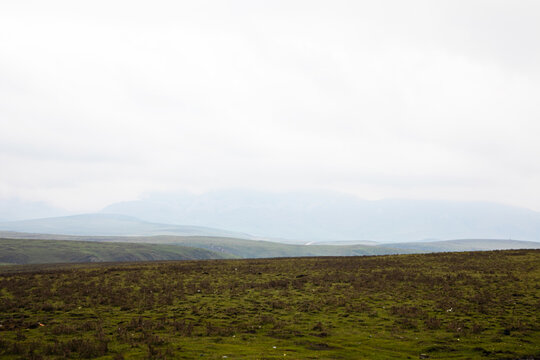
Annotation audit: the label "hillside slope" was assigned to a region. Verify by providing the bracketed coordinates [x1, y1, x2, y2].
[0, 232, 404, 259]
[146, 236, 402, 258]
[1, 232, 538, 261]
[0, 238, 234, 265]
[388, 239, 540, 252]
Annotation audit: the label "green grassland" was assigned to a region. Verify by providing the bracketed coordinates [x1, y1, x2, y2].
[0, 238, 234, 265]
[1, 250, 539, 359]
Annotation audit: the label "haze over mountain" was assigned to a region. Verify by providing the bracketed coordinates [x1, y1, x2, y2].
[101, 190, 540, 242]
[2, 191, 540, 243]
[0, 198, 70, 222]
[0, 213, 252, 238]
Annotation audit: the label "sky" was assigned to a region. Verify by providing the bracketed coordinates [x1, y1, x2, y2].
[1, 0, 540, 212]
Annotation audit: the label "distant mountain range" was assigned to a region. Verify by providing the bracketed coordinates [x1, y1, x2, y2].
[1, 192, 539, 265]
[0, 213, 253, 238]
[2, 190, 540, 242]
[101, 190, 540, 242]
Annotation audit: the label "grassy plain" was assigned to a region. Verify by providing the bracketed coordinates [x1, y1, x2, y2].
[0, 250, 539, 359]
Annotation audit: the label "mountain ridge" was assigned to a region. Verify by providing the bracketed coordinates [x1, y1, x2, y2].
[0, 213, 254, 239]
[101, 190, 540, 242]
[3, 191, 540, 242]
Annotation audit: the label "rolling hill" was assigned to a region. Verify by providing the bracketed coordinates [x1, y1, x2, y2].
[133, 236, 403, 258]
[0, 232, 404, 260]
[387, 238, 540, 252]
[0, 238, 234, 265]
[1, 231, 539, 263]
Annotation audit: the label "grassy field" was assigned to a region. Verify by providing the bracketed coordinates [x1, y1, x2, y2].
[0, 238, 234, 265]
[0, 250, 539, 359]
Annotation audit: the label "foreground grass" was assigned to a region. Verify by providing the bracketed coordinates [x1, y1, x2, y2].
[0, 250, 539, 359]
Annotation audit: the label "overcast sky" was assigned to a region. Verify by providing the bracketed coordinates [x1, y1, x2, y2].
[1, 0, 539, 212]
